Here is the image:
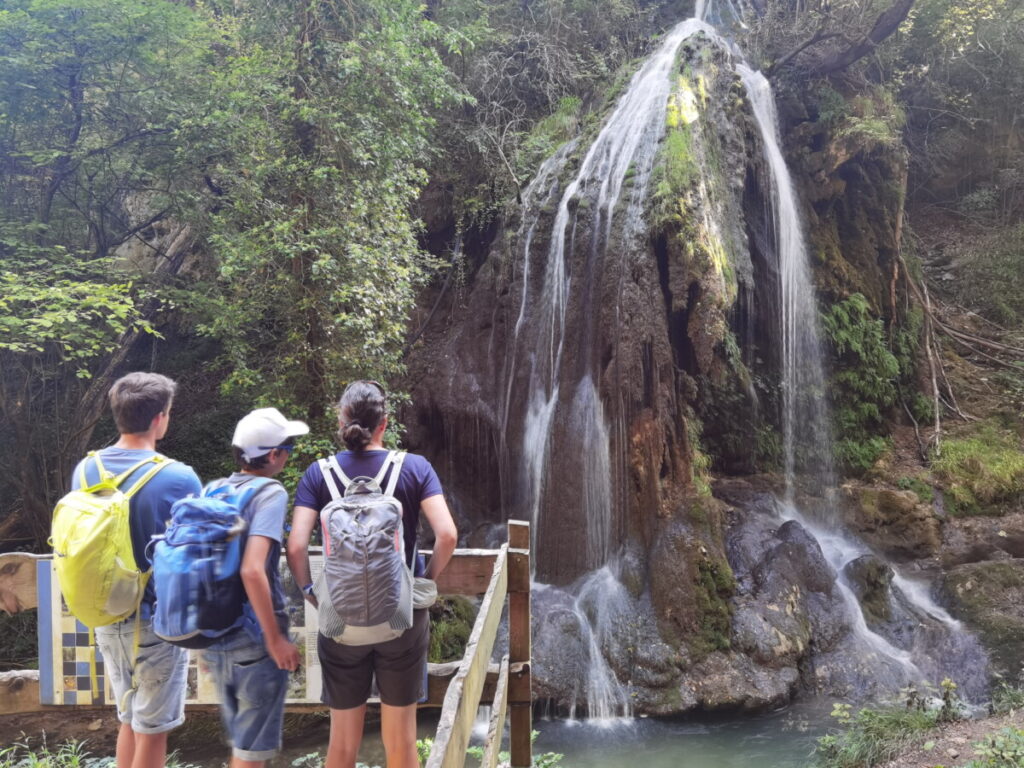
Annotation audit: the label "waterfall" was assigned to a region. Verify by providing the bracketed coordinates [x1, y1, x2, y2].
[738, 63, 988, 697]
[502, 0, 987, 717]
[515, 18, 720, 567]
[738, 65, 836, 498]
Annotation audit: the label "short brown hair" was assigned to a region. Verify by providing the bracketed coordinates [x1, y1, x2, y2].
[108, 372, 177, 434]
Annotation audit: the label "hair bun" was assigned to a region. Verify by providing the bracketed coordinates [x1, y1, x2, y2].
[341, 422, 372, 451]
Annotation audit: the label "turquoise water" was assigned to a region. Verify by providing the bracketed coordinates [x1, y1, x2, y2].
[529, 704, 829, 768]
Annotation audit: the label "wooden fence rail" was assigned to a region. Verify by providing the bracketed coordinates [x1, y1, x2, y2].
[425, 519, 532, 767]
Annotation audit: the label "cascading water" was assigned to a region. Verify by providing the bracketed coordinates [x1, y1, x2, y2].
[514, 18, 721, 568]
[501, 0, 987, 717]
[738, 60, 987, 696]
[737, 65, 836, 497]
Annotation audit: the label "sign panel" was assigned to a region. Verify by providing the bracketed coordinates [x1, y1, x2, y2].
[37, 555, 325, 705]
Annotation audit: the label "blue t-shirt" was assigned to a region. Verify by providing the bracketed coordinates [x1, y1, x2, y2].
[207, 473, 289, 634]
[70, 447, 202, 616]
[294, 450, 443, 567]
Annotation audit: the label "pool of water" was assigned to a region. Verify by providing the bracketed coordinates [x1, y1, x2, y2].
[528, 702, 830, 768]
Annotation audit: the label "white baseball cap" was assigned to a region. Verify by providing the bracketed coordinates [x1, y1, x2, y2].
[232, 408, 309, 462]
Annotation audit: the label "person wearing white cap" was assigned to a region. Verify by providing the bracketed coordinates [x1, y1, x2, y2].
[201, 407, 309, 768]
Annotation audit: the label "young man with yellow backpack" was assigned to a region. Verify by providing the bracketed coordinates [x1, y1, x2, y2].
[51, 372, 201, 768]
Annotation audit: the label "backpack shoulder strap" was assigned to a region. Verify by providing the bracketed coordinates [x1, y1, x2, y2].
[319, 456, 348, 501]
[120, 456, 174, 500]
[383, 451, 407, 498]
[372, 450, 397, 487]
[234, 475, 279, 511]
[81, 451, 109, 487]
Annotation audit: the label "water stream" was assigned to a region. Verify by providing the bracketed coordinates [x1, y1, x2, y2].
[509, 0, 986, 718]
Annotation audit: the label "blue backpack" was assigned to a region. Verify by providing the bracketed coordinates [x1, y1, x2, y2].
[151, 479, 272, 648]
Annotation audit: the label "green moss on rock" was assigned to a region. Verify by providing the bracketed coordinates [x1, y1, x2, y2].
[943, 561, 1024, 676]
[428, 596, 477, 663]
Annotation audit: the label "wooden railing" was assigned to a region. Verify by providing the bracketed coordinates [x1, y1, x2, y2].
[427, 520, 532, 768]
[0, 523, 533, 767]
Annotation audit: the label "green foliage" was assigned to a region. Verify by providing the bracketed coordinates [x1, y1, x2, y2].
[0, 0, 218, 545]
[418, 730, 564, 768]
[896, 0, 1024, 221]
[897, 475, 935, 504]
[190, 0, 461, 417]
[428, 596, 478, 663]
[949, 225, 1024, 326]
[692, 556, 735, 657]
[991, 680, 1024, 715]
[931, 422, 1024, 515]
[428, 0, 649, 228]
[814, 702, 941, 768]
[0, 740, 199, 768]
[821, 294, 901, 473]
[966, 728, 1024, 768]
[813, 84, 905, 150]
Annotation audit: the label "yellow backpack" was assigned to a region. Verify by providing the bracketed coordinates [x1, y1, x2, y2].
[51, 452, 172, 628]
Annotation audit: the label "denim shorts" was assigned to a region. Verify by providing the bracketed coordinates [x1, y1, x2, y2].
[202, 630, 290, 761]
[95, 619, 188, 734]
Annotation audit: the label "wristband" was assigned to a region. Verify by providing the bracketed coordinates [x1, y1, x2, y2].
[302, 583, 314, 596]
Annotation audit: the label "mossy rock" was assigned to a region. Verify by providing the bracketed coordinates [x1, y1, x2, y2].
[943, 560, 1024, 677]
[428, 596, 477, 663]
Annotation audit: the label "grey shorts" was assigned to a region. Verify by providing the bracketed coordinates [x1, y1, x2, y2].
[317, 609, 428, 709]
[95, 619, 189, 734]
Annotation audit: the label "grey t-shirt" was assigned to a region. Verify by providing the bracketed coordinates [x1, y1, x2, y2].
[206, 473, 289, 634]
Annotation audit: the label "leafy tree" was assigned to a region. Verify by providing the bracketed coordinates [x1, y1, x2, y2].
[0, 0, 215, 545]
[184, 0, 463, 424]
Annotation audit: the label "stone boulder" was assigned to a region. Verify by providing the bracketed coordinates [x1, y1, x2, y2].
[841, 484, 941, 560]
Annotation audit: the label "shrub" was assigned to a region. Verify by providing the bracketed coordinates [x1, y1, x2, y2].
[814, 702, 940, 768]
[966, 728, 1024, 768]
[428, 596, 478, 663]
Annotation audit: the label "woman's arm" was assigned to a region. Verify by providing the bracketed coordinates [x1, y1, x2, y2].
[421, 494, 457, 580]
[286, 505, 320, 607]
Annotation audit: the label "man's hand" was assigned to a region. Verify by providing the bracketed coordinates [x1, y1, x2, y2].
[267, 635, 300, 672]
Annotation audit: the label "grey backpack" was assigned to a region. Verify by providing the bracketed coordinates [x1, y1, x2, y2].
[316, 451, 413, 645]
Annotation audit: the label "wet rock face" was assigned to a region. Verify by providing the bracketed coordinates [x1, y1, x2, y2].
[844, 554, 895, 624]
[943, 560, 1024, 677]
[726, 502, 850, 677]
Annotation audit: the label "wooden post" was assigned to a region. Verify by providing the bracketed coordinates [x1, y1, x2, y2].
[507, 520, 531, 768]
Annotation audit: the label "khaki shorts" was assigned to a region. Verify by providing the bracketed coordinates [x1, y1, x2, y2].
[317, 608, 428, 709]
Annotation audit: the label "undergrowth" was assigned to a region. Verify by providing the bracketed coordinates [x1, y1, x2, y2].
[931, 422, 1024, 515]
[814, 681, 962, 768]
[965, 727, 1024, 768]
[0, 741, 199, 768]
[821, 293, 901, 474]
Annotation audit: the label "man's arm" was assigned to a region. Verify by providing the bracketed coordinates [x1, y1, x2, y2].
[240, 536, 299, 671]
[286, 506, 319, 608]
[421, 494, 457, 580]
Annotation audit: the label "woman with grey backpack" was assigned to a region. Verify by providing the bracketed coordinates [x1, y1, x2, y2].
[287, 380, 458, 768]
